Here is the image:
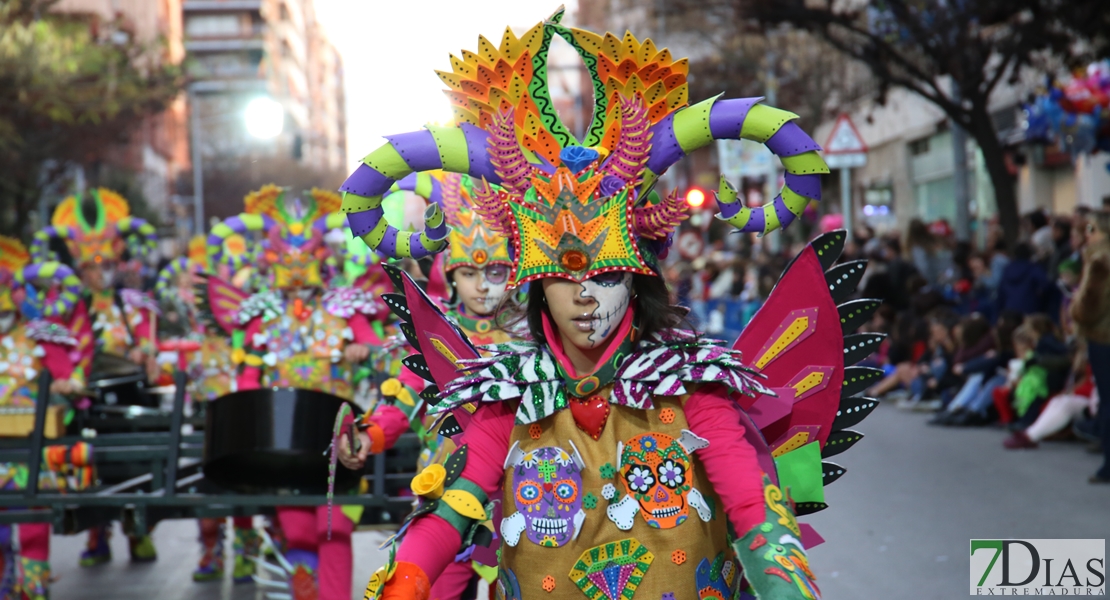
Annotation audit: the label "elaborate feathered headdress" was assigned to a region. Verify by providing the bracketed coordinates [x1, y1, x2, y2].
[209, 185, 346, 289]
[1, 236, 81, 317]
[339, 9, 827, 284]
[31, 188, 157, 266]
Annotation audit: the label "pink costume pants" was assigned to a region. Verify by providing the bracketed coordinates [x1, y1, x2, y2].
[276, 506, 353, 600]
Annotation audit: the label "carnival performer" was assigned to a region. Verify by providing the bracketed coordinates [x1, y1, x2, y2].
[343, 12, 882, 600]
[340, 171, 525, 600]
[0, 236, 87, 599]
[202, 185, 411, 600]
[30, 188, 162, 566]
[152, 242, 262, 584]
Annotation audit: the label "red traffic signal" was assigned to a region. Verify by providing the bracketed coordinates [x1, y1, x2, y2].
[685, 188, 706, 208]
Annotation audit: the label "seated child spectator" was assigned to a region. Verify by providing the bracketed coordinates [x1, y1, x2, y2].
[1005, 351, 1098, 449]
[931, 311, 1023, 426]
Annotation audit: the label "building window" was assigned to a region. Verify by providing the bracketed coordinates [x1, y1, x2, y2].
[185, 14, 240, 38]
[909, 137, 930, 156]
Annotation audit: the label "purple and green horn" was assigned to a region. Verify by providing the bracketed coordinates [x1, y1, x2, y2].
[154, 257, 202, 301]
[17, 261, 81, 318]
[207, 213, 275, 270]
[340, 125, 502, 259]
[29, 226, 71, 263]
[642, 96, 828, 235]
[117, 216, 158, 259]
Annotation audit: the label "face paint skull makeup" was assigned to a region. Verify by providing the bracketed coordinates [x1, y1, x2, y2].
[479, 264, 510, 312]
[580, 272, 632, 345]
[500, 441, 587, 548]
[609, 430, 711, 530]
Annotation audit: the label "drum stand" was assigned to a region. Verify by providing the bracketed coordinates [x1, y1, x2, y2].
[0, 370, 421, 535]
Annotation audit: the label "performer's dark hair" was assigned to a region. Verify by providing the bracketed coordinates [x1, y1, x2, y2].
[517, 273, 688, 345]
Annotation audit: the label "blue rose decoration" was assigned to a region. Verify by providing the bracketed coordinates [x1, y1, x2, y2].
[559, 146, 600, 174]
[598, 175, 626, 198]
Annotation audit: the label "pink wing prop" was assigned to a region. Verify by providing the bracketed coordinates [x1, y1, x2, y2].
[379, 263, 481, 438]
[732, 231, 884, 523]
[197, 274, 251, 335]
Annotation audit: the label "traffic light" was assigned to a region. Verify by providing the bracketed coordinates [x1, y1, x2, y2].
[685, 187, 706, 208]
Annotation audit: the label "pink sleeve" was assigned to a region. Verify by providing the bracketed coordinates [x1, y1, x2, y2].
[40, 342, 75, 381]
[237, 366, 261, 391]
[365, 404, 409, 449]
[347, 313, 382, 345]
[396, 401, 515, 580]
[683, 385, 766, 535]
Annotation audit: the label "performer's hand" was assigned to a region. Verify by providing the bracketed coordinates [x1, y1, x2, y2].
[338, 430, 372, 470]
[143, 355, 159, 383]
[49, 378, 74, 395]
[127, 348, 146, 365]
[344, 343, 370, 364]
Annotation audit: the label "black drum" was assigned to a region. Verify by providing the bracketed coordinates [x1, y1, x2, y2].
[203, 388, 362, 494]
[87, 353, 150, 407]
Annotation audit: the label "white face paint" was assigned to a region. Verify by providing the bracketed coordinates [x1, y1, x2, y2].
[0, 312, 15, 334]
[480, 270, 509, 313]
[579, 273, 632, 345]
[454, 264, 510, 316]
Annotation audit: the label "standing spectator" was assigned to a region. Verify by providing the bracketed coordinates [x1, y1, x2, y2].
[1027, 209, 1055, 265]
[996, 243, 1049, 315]
[1070, 211, 1110, 484]
[1049, 217, 1074, 275]
[906, 218, 950, 285]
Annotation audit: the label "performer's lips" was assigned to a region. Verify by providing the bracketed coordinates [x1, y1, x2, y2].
[572, 314, 596, 331]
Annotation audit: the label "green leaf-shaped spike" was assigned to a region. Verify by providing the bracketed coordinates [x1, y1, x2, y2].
[794, 502, 828, 516]
[838, 299, 881, 335]
[812, 230, 846, 271]
[381, 263, 408, 294]
[821, 430, 864, 458]
[841, 366, 884, 398]
[443, 444, 469, 486]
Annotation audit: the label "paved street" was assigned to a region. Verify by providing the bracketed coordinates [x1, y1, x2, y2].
[48, 402, 1107, 599]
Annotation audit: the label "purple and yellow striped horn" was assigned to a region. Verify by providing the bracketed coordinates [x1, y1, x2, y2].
[116, 216, 158, 259]
[155, 257, 203, 301]
[29, 226, 70, 263]
[340, 125, 501, 259]
[207, 213, 275, 270]
[643, 96, 828, 236]
[17, 261, 82, 318]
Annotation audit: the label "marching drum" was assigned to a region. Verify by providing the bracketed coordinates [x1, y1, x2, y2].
[202, 388, 362, 494]
[86, 353, 151, 408]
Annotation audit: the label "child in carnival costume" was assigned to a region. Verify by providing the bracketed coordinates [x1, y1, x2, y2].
[345, 11, 883, 600]
[30, 188, 162, 566]
[152, 238, 263, 584]
[201, 185, 411, 600]
[341, 171, 525, 600]
[0, 236, 87, 599]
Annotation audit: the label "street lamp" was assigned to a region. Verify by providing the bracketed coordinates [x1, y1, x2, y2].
[245, 97, 284, 139]
[189, 93, 285, 238]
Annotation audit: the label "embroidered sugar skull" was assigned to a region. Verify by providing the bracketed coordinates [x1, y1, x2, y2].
[500, 441, 586, 548]
[607, 430, 713, 530]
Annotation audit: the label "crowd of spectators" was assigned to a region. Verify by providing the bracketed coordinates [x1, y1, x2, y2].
[668, 207, 1110, 485]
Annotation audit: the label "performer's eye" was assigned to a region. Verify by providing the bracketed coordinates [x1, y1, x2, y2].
[589, 272, 625, 287]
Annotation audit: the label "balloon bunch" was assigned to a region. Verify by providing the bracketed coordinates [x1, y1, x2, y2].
[1023, 61, 1110, 159]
